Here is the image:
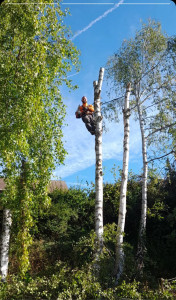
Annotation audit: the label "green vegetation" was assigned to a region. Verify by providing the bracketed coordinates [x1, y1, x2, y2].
[0, 164, 175, 299]
[0, 0, 79, 277]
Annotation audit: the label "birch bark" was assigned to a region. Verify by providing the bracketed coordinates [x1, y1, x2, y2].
[0, 209, 12, 281]
[94, 67, 104, 251]
[136, 93, 148, 275]
[115, 83, 131, 282]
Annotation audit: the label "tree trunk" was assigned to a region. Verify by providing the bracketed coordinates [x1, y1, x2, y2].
[115, 83, 131, 283]
[94, 67, 104, 252]
[0, 209, 12, 281]
[136, 96, 148, 276]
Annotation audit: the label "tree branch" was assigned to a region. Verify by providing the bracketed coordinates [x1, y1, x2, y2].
[146, 122, 176, 138]
[101, 95, 125, 106]
[143, 97, 170, 112]
[148, 150, 174, 163]
[131, 79, 175, 112]
[135, 49, 168, 86]
[16, 46, 22, 61]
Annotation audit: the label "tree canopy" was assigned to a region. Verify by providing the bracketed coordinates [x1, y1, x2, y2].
[105, 20, 176, 160]
[0, 0, 79, 277]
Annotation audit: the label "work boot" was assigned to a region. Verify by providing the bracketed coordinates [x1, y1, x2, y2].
[90, 130, 95, 135]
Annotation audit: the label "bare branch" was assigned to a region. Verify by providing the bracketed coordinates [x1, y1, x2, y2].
[146, 122, 176, 138]
[148, 150, 174, 163]
[143, 97, 170, 111]
[101, 95, 125, 106]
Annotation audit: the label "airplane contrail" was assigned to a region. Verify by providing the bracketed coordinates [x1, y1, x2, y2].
[71, 0, 124, 41]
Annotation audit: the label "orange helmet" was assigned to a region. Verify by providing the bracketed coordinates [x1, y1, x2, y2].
[81, 96, 87, 103]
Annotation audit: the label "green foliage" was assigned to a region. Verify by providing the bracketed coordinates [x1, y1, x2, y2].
[0, 261, 111, 300]
[147, 169, 167, 220]
[103, 182, 120, 225]
[0, 165, 175, 298]
[43, 187, 94, 237]
[106, 20, 167, 94]
[146, 163, 176, 278]
[35, 188, 94, 267]
[0, 0, 79, 277]
[105, 19, 176, 160]
[0, 270, 176, 299]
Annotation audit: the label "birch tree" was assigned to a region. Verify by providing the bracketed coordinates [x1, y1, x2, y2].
[135, 86, 148, 274]
[105, 20, 176, 275]
[0, 209, 12, 281]
[0, 0, 79, 278]
[115, 83, 131, 283]
[93, 67, 105, 252]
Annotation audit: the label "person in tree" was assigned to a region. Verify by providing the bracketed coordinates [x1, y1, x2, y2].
[75, 96, 96, 135]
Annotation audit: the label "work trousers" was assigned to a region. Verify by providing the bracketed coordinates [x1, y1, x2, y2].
[82, 114, 96, 135]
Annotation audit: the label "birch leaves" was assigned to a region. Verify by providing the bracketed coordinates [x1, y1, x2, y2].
[0, 1, 79, 278]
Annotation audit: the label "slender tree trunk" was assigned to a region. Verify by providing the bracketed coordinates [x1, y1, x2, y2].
[136, 95, 148, 276]
[0, 209, 12, 281]
[115, 83, 131, 283]
[94, 67, 104, 252]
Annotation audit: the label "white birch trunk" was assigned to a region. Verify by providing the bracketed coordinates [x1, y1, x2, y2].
[136, 96, 148, 275]
[115, 83, 131, 283]
[94, 67, 104, 251]
[0, 209, 12, 281]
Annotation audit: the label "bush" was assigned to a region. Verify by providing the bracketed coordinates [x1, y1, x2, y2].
[1, 268, 176, 300]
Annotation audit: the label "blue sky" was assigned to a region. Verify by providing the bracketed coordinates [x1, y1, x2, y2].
[53, 0, 176, 188]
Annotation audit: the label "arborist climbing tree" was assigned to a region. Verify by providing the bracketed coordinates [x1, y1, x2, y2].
[75, 96, 96, 135]
[75, 67, 104, 257]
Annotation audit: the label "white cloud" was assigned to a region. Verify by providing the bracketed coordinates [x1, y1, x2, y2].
[54, 98, 95, 178]
[54, 102, 142, 180]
